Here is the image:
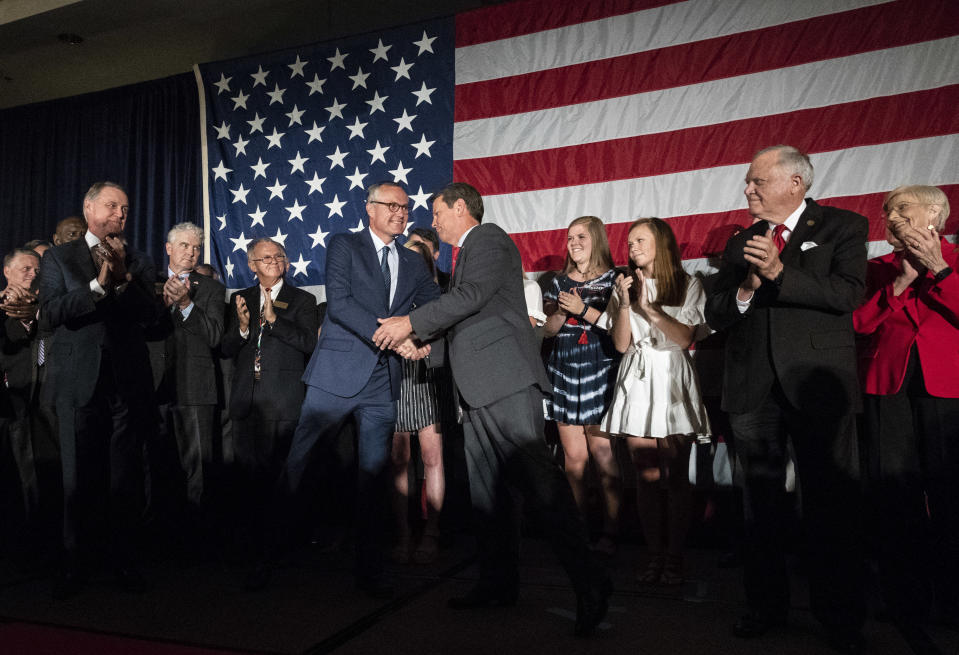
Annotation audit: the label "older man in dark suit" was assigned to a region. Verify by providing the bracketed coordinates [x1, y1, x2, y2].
[40, 181, 159, 597]
[146, 222, 225, 539]
[221, 238, 317, 564]
[705, 146, 868, 653]
[1, 249, 43, 523]
[374, 183, 610, 637]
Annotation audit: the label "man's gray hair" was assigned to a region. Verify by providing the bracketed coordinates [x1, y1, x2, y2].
[756, 145, 814, 192]
[167, 221, 204, 245]
[4, 247, 40, 269]
[83, 181, 126, 204]
[366, 181, 406, 203]
[246, 237, 286, 257]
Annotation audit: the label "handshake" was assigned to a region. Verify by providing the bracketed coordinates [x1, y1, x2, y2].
[372, 315, 431, 361]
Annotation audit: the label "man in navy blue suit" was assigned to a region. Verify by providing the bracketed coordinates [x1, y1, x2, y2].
[275, 182, 440, 598]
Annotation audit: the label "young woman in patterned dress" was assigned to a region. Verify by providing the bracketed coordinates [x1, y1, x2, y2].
[543, 216, 623, 554]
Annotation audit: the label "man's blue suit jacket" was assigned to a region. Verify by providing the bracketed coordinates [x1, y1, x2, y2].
[303, 229, 440, 400]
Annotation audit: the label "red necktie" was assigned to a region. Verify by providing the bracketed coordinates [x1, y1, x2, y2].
[451, 246, 461, 275]
[772, 224, 790, 252]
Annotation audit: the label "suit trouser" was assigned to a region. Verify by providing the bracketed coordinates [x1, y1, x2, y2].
[1, 414, 39, 518]
[281, 361, 395, 582]
[863, 350, 959, 618]
[58, 368, 146, 563]
[463, 385, 594, 594]
[231, 401, 297, 555]
[168, 403, 217, 508]
[729, 381, 865, 630]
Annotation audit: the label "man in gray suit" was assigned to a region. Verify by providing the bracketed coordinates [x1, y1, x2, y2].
[374, 182, 610, 637]
[146, 222, 225, 538]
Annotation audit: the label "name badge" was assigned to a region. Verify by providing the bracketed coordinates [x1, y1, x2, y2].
[273, 300, 289, 309]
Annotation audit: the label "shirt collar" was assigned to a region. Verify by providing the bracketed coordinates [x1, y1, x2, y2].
[84, 231, 100, 248]
[771, 200, 806, 233]
[260, 278, 284, 298]
[457, 225, 478, 248]
[368, 228, 395, 254]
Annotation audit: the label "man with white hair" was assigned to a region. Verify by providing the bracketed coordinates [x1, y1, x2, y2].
[705, 146, 868, 653]
[146, 222, 224, 538]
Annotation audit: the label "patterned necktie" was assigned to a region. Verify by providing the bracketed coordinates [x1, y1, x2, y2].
[380, 246, 391, 295]
[37, 337, 45, 367]
[772, 223, 790, 252]
[254, 290, 268, 379]
[91, 244, 106, 271]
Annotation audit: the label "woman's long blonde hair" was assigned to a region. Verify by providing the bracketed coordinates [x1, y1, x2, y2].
[562, 215, 614, 278]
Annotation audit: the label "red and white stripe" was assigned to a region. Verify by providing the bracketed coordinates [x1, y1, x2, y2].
[453, 0, 959, 274]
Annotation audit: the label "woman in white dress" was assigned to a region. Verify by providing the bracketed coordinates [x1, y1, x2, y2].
[600, 217, 711, 584]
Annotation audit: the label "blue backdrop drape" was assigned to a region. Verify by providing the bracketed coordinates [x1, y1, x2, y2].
[0, 72, 201, 267]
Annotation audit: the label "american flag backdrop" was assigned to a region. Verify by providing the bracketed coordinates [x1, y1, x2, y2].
[197, 19, 455, 292]
[198, 0, 959, 294]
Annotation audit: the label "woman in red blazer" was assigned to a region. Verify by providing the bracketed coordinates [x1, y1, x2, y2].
[853, 184, 958, 629]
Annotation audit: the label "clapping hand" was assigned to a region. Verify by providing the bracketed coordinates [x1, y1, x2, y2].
[558, 287, 586, 317]
[743, 228, 783, 281]
[0, 284, 38, 320]
[900, 225, 947, 274]
[262, 287, 276, 325]
[235, 295, 250, 333]
[163, 275, 191, 309]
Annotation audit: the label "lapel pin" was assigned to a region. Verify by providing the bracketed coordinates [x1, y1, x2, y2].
[806, 219, 815, 226]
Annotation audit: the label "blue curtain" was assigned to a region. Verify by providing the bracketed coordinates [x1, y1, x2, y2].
[0, 72, 201, 267]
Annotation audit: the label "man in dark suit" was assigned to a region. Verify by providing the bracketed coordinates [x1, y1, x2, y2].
[146, 222, 225, 539]
[39, 181, 159, 596]
[374, 183, 610, 636]
[268, 182, 439, 598]
[221, 237, 317, 564]
[1, 249, 43, 521]
[704, 146, 868, 653]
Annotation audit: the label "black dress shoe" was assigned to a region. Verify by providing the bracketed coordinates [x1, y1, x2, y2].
[243, 563, 271, 592]
[824, 627, 866, 655]
[52, 568, 86, 600]
[574, 574, 613, 637]
[733, 612, 786, 638]
[447, 586, 518, 609]
[357, 577, 394, 600]
[114, 567, 147, 594]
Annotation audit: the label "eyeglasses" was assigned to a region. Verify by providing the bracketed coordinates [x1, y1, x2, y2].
[250, 255, 287, 263]
[368, 200, 412, 214]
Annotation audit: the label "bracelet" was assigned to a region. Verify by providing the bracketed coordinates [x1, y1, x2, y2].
[578, 304, 589, 319]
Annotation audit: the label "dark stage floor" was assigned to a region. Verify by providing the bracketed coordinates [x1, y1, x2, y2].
[0, 531, 955, 655]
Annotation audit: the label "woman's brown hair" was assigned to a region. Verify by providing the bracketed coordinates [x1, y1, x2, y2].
[627, 217, 688, 307]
